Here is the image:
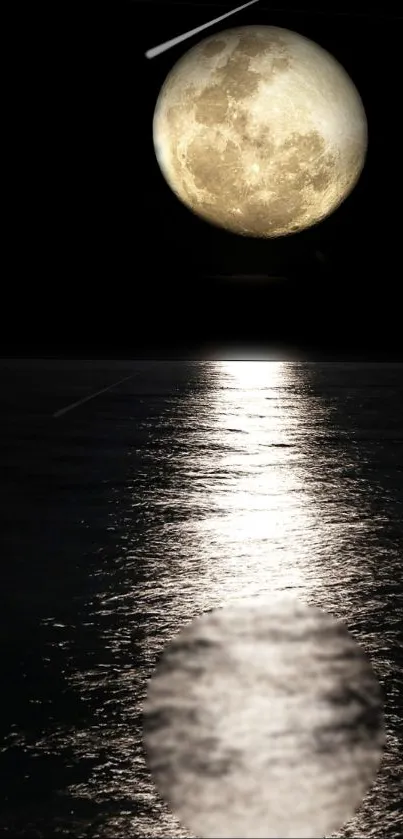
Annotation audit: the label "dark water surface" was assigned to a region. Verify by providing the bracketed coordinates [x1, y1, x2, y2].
[0, 360, 402, 837]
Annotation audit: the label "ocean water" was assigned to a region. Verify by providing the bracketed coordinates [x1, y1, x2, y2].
[0, 360, 402, 837]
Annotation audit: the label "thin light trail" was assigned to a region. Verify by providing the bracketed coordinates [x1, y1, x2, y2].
[53, 374, 134, 418]
[145, 0, 260, 58]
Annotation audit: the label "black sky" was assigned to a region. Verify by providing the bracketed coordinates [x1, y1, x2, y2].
[9, 1, 403, 358]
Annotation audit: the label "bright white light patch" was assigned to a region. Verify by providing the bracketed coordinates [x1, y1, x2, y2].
[143, 599, 384, 839]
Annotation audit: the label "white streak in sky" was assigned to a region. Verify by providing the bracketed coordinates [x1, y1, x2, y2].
[145, 0, 261, 59]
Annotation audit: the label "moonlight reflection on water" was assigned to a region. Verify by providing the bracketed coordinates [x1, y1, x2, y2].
[2, 361, 401, 839]
[143, 599, 384, 839]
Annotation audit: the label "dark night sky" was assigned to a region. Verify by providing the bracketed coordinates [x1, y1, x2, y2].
[10, 2, 403, 358]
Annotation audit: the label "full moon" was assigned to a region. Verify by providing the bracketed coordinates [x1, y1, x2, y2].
[153, 26, 368, 237]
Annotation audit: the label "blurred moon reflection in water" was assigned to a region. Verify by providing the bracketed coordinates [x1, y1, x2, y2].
[144, 599, 384, 839]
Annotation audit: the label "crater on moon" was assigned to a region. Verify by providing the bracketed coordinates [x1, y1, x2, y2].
[153, 26, 368, 238]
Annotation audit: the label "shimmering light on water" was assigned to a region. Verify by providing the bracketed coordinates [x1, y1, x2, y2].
[0, 361, 402, 838]
[202, 361, 313, 600]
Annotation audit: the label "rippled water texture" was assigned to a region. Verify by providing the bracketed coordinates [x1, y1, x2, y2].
[1, 360, 402, 837]
[144, 600, 384, 838]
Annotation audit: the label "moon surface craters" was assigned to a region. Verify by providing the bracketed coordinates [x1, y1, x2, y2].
[153, 26, 368, 237]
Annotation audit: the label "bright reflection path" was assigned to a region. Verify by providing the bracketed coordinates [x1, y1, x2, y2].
[188, 361, 315, 604]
